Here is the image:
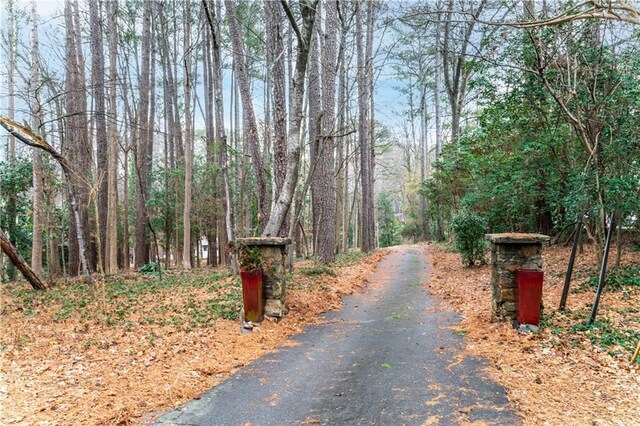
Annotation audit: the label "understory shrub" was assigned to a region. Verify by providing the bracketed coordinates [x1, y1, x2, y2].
[451, 210, 487, 266]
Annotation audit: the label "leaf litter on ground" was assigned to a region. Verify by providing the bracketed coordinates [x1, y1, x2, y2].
[425, 242, 640, 426]
[0, 250, 386, 425]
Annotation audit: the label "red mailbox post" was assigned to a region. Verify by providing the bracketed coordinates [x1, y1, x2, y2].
[240, 270, 264, 323]
[516, 269, 544, 325]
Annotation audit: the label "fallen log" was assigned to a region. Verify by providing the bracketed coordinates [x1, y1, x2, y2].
[0, 228, 47, 290]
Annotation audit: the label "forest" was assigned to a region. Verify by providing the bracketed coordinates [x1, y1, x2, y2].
[1, 0, 640, 424]
[1, 0, 639, 283]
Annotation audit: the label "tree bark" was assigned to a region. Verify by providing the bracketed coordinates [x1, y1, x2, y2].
[442, 0, 486, 142]
[203, 0, 234, 264]
[434, 4, 445, 241]
[183, 0, 193, 269]
[65, 0, 93, 276]
[135, 0, 153, 268]
[30, 0, 44, 276]
[262, 0, 319, 238]
[356, 0, 375, 252]
[225, 0, 269, 233]
[106, 0, 119, 274]
[314, 0, 338, 261]
[264, 0, 288, 210]
[308, 19, 321, 255]
[1, 229, 46, 290]
[90, 0, 108, 272]
[5, 0, 16, 280]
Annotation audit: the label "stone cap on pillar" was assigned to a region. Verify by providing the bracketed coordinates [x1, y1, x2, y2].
[231, 237, 292, 247]
[485, 233, 550, 244]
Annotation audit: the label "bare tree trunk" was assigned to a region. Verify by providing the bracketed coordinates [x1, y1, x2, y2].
[1, 229, 46, 290]
[182, 0, 193, 270]
[123, 148, 130, 271]
[30, 0, 44, 276]
[334, 3, 349, 253]
[7, 0, 15, 161]
[90, 0, 108, 272]
[65, 0, 93, 276]
[225, 0, 269, 232]
[420, 88, 429, 241]
[135, 0, 153, 268]
[203, 0, 234, 264]
[356, 0, 375, 252]
[442, 0, 486, 142]
[308, 20, 321, 256]
[314, 0, 338, 261]
[106, 0, 119, 274]
[262, 0, 319, 238]
[366, 1, 376, 247]
[434, 6, 445, 241]
[264, 0, 288, 213]
[5, 0, 17, 280]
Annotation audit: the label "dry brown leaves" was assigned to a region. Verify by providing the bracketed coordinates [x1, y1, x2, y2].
[425, 243, 640, 426]
[0, 250, 385, 426]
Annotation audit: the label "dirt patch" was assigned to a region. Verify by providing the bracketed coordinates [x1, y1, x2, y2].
[0, 250, 386, 425]
[426, 243, 640, 425]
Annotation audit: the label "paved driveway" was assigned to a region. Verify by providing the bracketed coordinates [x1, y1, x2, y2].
[156, 246, 519, 425]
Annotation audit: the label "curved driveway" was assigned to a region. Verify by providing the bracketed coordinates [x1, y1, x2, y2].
[156, 246, 519, 425]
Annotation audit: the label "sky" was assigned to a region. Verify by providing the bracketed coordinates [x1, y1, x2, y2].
[1, 0, 420, 163]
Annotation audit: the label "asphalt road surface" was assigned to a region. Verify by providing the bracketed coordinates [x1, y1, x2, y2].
[156, 246, 519, 425]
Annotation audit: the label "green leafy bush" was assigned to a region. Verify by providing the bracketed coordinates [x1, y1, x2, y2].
[234, 244, 263, 272]
[450, 210, 486, 266]
[139, 262, 162, 274]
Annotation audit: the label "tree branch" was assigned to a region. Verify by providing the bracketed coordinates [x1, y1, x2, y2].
[280, 0, 303, 47]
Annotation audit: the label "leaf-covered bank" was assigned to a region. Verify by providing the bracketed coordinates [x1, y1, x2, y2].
[0, 250, 384, 425]
[426, 243, 640, 425]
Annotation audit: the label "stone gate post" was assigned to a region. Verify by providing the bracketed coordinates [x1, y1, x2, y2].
[234, 237, 291, 319]
[486, 233, 550, 322]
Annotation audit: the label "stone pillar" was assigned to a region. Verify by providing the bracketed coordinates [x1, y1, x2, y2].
[486, 233, 550, 322]
[235, 237, 291, 319]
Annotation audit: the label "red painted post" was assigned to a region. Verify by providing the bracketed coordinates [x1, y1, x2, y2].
[516, 269, 544, 325]
[240, 270, 264, 322]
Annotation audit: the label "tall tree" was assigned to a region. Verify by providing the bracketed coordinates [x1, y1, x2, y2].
[356, 0, 375, 252]
[442, 0, 486, 141]
[313, 0, 338, 261]
[5, 0, 17, 280]
[1, 229, 46, 290]
[183, 0, 193, 269]
[65, 0, 93, 276]
[30, 0, 44, 276]
[135, 0, 153, 268]
[203, 0, 234, 264]
[264, 0, 288, 219]
[433, 2, 444, 241]
[263, 0, 319, 238]
[90, 0, 108, 272]
[225, 0, 269, 233]
[106, 0, 119, 274]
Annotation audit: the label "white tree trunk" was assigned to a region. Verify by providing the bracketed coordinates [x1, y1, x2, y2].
[30, 0, 43, 276]
[182, 0, 193, 269]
